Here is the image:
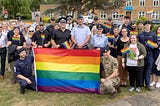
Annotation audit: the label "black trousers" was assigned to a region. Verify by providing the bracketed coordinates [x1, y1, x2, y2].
[127, 66, 143, 87]
[0, 47, 7, 76]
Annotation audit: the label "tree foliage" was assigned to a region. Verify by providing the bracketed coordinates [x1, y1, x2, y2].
[51, 0, 126, 16]
[1, 0, 31, 19]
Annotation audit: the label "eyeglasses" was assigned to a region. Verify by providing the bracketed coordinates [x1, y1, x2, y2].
[29, 31, 34, 32]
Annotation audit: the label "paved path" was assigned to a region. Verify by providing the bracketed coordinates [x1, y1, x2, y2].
[105, 88, 160, 106]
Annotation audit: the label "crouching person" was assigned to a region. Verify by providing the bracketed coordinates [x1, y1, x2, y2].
[100, 46, 120, 99]
[14, 48, 36, 94]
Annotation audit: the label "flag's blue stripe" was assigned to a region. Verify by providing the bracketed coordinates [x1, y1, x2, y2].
[37, 78, 100, 89]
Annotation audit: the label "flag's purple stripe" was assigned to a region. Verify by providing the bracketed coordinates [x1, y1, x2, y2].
[37, 86, 100, 94]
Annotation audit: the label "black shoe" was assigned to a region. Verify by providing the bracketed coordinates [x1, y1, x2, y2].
[114, 84, 121, 93]
[108, 91, 118, 99]
[146, 86, 151, 91]
[20, 86, 25, 94]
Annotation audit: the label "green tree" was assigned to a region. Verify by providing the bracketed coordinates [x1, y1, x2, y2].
[2, 0, 31, 19]
[47, 0, 126, 17]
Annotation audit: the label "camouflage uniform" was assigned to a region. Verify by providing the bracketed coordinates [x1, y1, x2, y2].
[100, 56, 120, 94]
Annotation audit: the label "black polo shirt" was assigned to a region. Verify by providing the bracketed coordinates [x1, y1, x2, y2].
[31, 30, 50, 46]
[51, 29, 71, 45]
[46, 25, 55, 37]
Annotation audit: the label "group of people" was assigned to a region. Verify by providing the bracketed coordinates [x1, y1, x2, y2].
[0, 14, 160, 98]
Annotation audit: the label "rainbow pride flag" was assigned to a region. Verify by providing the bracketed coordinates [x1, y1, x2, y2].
[157, 33, 160, 38]
[146, 40, 157, 48]
[62, 41, 71, 49]
[12, 36, 20, 41]
[29, 34, 33, 38]
[106, 33, 115, 41]
[146, 10, 153, 14]
[34, 48, 100, 93]
[130, 30, 138, 35]
[121, 47, 130, 55]
[104, 24, 111, 29]
[41, 34, 45, 39]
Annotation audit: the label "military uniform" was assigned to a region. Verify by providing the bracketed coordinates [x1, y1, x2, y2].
[14, 54, 36, 93]
[100, 55, 120, 94]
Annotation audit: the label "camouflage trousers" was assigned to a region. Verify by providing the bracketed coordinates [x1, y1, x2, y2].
[100, 77, 120, 94]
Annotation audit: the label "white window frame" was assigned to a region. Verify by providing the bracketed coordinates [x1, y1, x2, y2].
[112, 12, 119, 19]
[139, 0, 145, 6]
[100, 11, 106, 19]
[138, 11, 145, 18]
[152, 11, 159, 20]
[153, 0, 159, 6]
[126, 0, 132, 6]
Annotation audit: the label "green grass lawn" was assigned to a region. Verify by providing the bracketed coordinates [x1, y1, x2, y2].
[0, 71, 148, 106]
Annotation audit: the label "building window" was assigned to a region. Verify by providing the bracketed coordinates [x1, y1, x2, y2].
[126, 0, 132, 6]
[153, 0, 159, 6]
[138, 11, 145, 18]
[100, 11, 106, 19]
[139, 0, 145, 6]
[152, 11, 159, 19]
[112, 12, 119, 19]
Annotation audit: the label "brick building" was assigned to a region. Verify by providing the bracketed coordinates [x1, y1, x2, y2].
[40, 0, 160, 21]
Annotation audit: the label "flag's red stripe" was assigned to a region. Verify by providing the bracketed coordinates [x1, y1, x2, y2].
[34, 48, 100, 57]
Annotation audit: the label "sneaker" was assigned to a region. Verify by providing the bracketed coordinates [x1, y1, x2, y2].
[155, 83, 160, 88]
[150, 82, 156, 87]
[136, 87, 141, 92]
[129, 87, 134, 92]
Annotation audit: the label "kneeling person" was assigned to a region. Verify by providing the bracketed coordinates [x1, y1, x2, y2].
[100, 47, 120, 99]
[14, 48, 36, 94]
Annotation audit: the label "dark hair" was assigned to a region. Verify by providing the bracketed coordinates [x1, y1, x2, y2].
[156, 26, 160, 34]
[124, 16, 130, 20]
[35, 25, 40, 31]
[13, 26, 20, 31]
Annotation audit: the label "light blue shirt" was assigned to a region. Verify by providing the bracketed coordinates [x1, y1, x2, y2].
[71, 25, 91, 44]
[0, 32, 8, 48]
[91, 34, 108, 48]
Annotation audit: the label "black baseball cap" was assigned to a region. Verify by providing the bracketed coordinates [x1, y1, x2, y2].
[77, 15, 83, 19]
[17, 48, 26, 55]
[102, 46, 110, 53]
[50, 17, 55, 21]
[97, 24, 103, 29]
[94, 16, 98, 20]
[108, 17, 112, 21]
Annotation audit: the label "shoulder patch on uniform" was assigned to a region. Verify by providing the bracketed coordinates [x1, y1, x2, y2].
[113, 63, 118, 67]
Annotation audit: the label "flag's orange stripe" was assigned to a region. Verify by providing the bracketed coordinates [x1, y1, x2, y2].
[35, 54, 100, 65]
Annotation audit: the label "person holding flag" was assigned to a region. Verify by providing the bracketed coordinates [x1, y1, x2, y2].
[108, 27, 120, 58]
[51, 18, 71, 49]
[117, 27, 130, 87]
[138, 20, 158, 90]
[122, 34, 146, 92]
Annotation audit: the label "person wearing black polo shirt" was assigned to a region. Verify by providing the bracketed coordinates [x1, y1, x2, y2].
[46, 17, 55, 37]
[51, 18, 71, 49]
[31, 22, 50, 48]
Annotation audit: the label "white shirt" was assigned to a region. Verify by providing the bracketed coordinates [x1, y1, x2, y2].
[0, 32, 8, 48]
[66, 23, 73, 31]
[126, 43, 140, 66]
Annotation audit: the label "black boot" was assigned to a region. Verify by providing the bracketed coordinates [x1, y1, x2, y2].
[20, 85, 25, 94]
[114, 84, 121, 93]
